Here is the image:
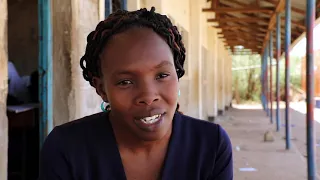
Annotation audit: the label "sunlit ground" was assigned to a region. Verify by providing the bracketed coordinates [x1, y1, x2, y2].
[233, 101, 320, 123]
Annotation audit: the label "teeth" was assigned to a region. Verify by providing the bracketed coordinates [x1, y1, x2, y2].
[140, 114, 161, 124]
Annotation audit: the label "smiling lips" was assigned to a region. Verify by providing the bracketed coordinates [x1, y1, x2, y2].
[139, 113, 163, 124]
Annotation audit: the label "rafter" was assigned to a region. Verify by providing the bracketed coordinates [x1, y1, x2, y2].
[215, 25, 268, 33]
[224, 39, 262, 43]
[222, 36, 264, 41]
[215, 25, 267, 30]
[220, 1, 272, 19]
[224, 39, 263, 43]
[261, 0, 285, 54]
[226, 42, 262, 47]
[218, 2, 271, 22]
[202, 7, 274, 13]
[263, 0, 305, 15]
[280, 17, 305, 30]
[208, 17, 269, 22]
[211, 0, 218, 8]
[219, 30, 265, 37]
[220, 34, 265, 40]
[217, 14, 269, 25]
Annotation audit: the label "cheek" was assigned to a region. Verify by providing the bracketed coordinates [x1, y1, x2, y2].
[160, 80, 179, 105]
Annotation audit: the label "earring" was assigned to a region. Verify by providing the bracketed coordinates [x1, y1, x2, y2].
[100, 101, 111, 112]
[178, 89, 181, 97]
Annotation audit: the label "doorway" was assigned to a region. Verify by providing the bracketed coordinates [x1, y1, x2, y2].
[7, 0, 52, 179]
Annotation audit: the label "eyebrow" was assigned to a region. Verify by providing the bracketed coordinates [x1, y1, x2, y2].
[112, 60, 174, 77]
[154, 60, 174, 69]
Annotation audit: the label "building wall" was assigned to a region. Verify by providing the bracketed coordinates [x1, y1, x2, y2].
[52, 0, 106, 126]
[52, 0, 73, 126]
[0, 0, 8, 178]
[301, 50, 320, 97]
[0, 0, 235, 176]
[67, 0, 103, 122]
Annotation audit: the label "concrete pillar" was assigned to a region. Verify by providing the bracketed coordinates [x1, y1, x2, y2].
[217, 41, 225, 115]
[127, 0, 140, 11]
[212, 28, 218, 118]
[224, 51, 230, 110]
[206, 27, 218, 121]
[144, 0, 162, 12]
[189, 0, 202, 118]
[52, 0, 72, 126]
[67, 0, 103, 121]
[0, 0, 8, 178]
[229, 55, 233, 107]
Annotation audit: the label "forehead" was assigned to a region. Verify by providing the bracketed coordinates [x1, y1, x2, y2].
[100, 27, 174, 75]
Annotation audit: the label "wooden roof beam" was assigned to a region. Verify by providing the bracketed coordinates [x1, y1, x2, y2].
[221, 35, 266, 39]
[281, 17, 305, 30]
[219, 1, 272, 18]
[225, 42, 261, 45]
[211, 0, 219, 8]
[216, 26, 268, 33]
[223, 37, 264, 42]
[202, 7, 274, 13]
[208, 17, 269, 22]
[256, 0, 260, 6]
[225, 41, 262, 46]
[216, 24, 268, 28]
[261, 0, 285, 54]
[220, 33, 265, 39]
[220, 34, 265, 40]
[263, 0, 305, 15]
[215, 26, 268, 30]
[219, 31, 265, 37]
[217, 14, 270, 25]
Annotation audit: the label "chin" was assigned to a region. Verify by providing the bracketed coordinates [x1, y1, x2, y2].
[137, 130, 170, 142]
[135, 119, 173, 141]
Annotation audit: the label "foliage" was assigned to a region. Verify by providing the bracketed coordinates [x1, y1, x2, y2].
[232, 53, 302, 103]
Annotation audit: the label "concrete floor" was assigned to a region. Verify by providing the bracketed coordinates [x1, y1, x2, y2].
[216, 103, 319, 180]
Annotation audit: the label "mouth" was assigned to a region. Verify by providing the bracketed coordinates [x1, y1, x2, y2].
[136, 112, 165, 125]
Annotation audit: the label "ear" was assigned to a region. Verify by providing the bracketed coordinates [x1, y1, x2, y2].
[92, 77, 108, 102]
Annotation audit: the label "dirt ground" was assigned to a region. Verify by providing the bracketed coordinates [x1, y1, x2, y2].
[216, 103, 320, 180]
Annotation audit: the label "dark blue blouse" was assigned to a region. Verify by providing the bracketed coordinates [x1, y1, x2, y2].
[38, 112, 233, 180]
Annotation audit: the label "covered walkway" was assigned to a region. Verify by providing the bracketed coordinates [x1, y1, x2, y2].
[218, 104, 313, 179]
[203, 0, 320, 179]
[0, 0, 320, 179]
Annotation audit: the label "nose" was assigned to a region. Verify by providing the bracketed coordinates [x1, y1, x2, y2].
[135, 93, 160, 106]
[134, 85, 160, 106]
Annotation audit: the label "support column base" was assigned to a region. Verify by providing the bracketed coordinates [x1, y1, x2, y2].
[218, 109, 224, 116]
[208, 116, 216, 122]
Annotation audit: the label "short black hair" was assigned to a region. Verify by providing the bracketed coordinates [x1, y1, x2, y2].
[80, 7, 186, 86]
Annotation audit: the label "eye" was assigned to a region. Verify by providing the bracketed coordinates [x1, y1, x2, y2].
[117, 80, 133, 86]
[156, 73, 170, 80]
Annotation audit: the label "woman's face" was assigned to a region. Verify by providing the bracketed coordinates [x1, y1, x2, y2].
[95, 27, 179, 141]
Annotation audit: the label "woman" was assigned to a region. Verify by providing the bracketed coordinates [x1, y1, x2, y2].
[39, 7, 233, 180]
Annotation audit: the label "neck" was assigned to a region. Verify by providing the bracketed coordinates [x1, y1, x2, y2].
[108, 112, 172, 154]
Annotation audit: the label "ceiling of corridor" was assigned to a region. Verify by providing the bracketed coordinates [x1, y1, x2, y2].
[203, 0, 320, 55]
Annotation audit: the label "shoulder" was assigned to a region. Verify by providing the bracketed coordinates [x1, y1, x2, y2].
[172, 113, 233, 178]
[42, 112, 109, 151]
[54, 112, 108, 135]
[39, 112, 111, 179]
[176, 113, 229, 141]
[174, 112, 232, 154]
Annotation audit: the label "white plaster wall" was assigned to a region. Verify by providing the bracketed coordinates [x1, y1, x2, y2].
[69, 0, 103, 121]
[0, 0, 8, 178]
